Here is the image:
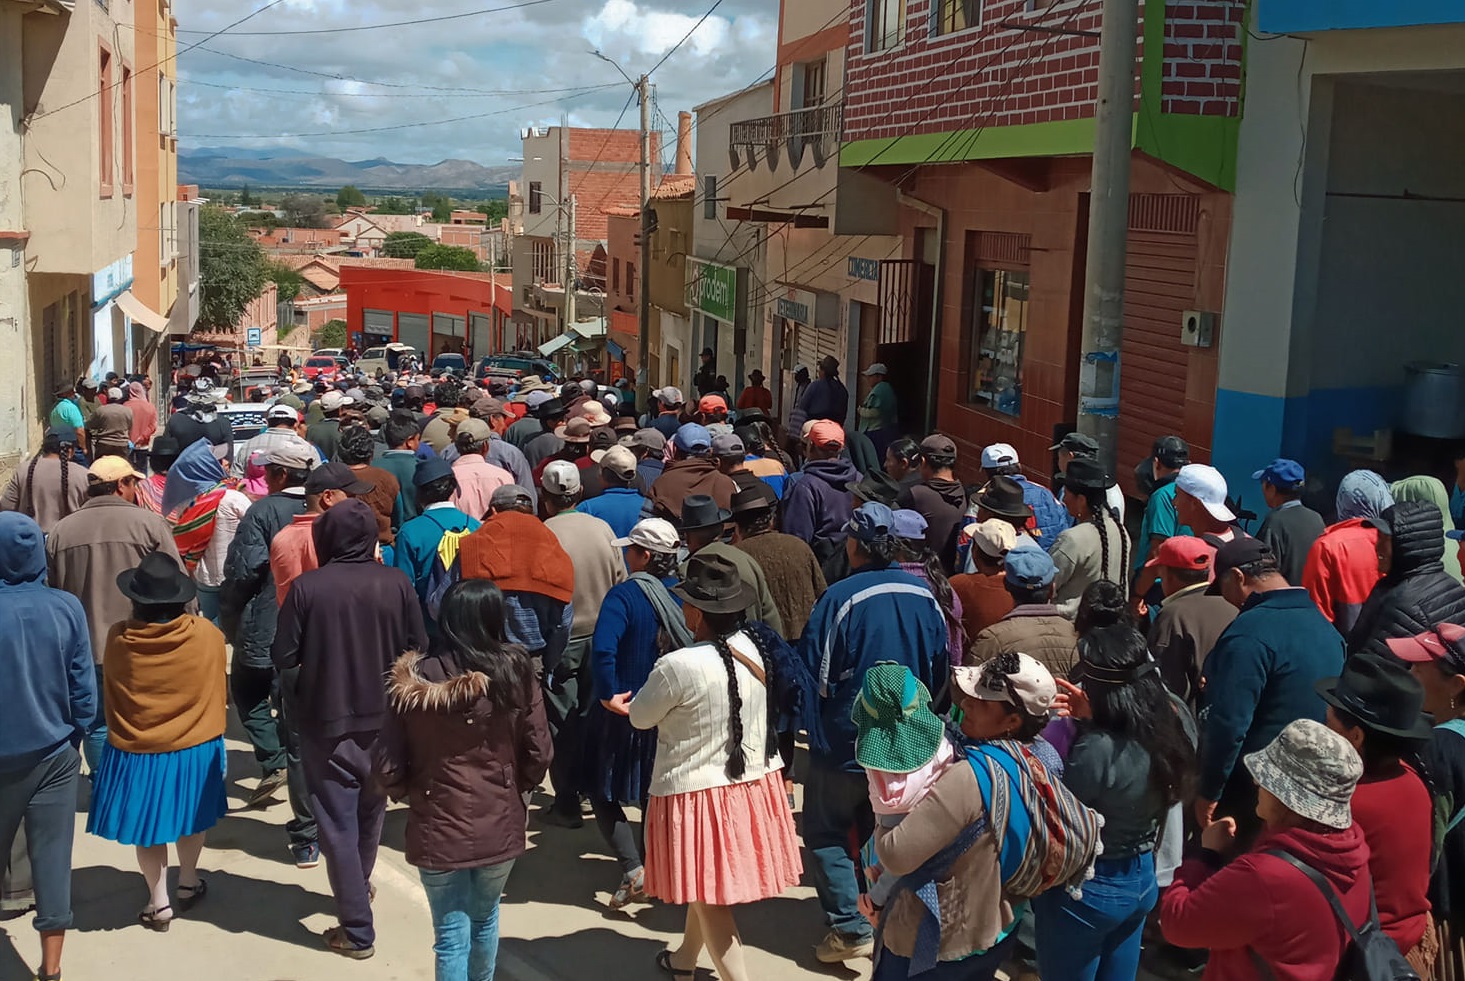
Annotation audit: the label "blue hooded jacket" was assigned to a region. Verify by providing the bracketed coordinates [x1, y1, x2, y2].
[0, 512, 96, 773]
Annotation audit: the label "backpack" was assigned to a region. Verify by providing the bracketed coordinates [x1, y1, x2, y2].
[963, 739, 1104, 899]
[1250, 850, 1419, 981]
[423, 518, 473, 622]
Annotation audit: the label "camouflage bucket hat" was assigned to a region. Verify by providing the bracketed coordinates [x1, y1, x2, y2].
[1243, 718, 1362, 830]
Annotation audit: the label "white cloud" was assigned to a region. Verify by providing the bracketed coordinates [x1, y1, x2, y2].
[175, 0, 780, 166]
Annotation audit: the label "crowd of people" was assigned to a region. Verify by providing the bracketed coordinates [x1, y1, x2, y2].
[4, 351, 1465, 981]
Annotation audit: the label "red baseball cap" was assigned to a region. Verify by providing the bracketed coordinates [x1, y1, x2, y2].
[1143, 535, 1216, 571]
[807, 420, 846, 448]
[1387, 623, 1465, 669]
[698, 394, 728, 414]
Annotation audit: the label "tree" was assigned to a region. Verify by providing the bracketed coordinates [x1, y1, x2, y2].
[336, 184, 366, 210]
[199, 206, 268, 330]
[238, 210, 279, 229]
[265, 260, 305, 304]
[421, 192, 454, 223]
[315, 319, 348, 350]
[376, 196, 413, 215]
[281, 193, 331, 229]
[381, 231, 434, 259]
[415, 244, 481, 272]
[482, 198, 509, 223]
[239, 185, 255, 207]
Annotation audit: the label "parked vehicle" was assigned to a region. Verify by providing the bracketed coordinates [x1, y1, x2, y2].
[475, 355, 558, 383]
[432, 352, 468, 375]
[301, 355, 341, 380]
[357, 343, 418, 376]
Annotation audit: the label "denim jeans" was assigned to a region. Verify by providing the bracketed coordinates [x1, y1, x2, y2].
[1032, 851, 1158, 981]
[873, 931, 1016, 981]
[419, 861, 516, 981]
[803, 757, 875, 940]
[196, 584, 222, 628]
[0, 746, 81, 932]
[82, 665, 107, 773]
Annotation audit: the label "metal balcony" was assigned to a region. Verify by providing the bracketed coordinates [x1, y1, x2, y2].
[729, 102, 843, 174]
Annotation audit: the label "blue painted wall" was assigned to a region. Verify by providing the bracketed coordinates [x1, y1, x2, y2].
[1261, 0, 1465, 32]
[1211, 384, 1401, 520]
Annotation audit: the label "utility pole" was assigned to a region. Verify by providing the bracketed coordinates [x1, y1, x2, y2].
[636, 73, 653, 406]
[1076, 0, 1140, 472]
[563, 194, 577, 334]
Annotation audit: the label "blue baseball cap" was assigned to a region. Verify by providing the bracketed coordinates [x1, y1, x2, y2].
[1252, 459, 1305, 490]
[846, 502, 895, 543]
[892, 508, 928, 541]
[1005, 547, 1058, 589]
[673, 422, 712, 454]
[413, 457, 454, 487]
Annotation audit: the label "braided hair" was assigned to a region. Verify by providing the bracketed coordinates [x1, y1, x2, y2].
[898, 539, 966, 657]
[1076, 485, 1129, 595]
[23, 431, 75, 521]
[702, 609, 782, 780]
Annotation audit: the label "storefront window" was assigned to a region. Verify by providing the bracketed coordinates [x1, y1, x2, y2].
[967, 268, 1028, 417]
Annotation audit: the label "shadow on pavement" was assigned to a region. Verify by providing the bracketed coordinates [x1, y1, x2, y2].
[71, 865, 334, 951]
[0, 933, 34, 981]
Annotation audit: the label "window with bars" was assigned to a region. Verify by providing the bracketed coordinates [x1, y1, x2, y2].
[99, 46, 113, 196]
[934, 0, 981, 35]
[121, 64, 133, 192]
[703, 175, 717, 220]
[966, 267, 1030, 417]
[867, 0, 906, 52]
[531, 239, 555, 283]
[529, 181, 543, 215]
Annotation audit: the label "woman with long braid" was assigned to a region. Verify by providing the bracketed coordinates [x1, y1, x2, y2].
[0, 428, 88, 534]
[893, 509, 966, 671]
[622, 553, 801, 981]
[1050, 457, 1130, 620]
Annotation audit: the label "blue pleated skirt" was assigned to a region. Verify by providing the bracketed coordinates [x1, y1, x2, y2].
[86, 737, 229, 847]
[577, 703, 657, 805]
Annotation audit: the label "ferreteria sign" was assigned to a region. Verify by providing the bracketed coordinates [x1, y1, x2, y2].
[690, 260, 739, 323]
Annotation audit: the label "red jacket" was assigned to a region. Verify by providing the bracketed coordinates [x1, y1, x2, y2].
[1302, 519, 1382, 634]
[1161, 822, 1371, 981]
[1353, 765, 1433, 953]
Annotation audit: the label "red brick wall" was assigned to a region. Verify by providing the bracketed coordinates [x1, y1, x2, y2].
[1160, 0, 1245, 116]
[844, 0, 1124, 144]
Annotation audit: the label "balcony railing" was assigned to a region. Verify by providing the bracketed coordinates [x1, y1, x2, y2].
[729, 101, 843, 174]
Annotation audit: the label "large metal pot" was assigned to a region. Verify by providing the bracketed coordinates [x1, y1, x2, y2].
[1402, 361, 1465, 439]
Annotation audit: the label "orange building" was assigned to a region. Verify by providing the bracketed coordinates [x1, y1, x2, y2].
[129, 0, 179, 353]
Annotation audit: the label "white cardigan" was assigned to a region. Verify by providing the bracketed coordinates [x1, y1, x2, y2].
[628, 630, 780, 797]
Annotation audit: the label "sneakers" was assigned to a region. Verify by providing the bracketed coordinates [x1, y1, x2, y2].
[247, 769, 287, 808]
[815, 930, 874, 963]
[323, 926, 374, 960]
[291, 842, 320, 869]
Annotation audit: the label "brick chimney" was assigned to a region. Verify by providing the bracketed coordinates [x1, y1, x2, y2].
[676, 111, 693, 176]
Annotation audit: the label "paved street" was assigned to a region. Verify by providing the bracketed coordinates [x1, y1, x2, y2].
[0, 728, 871, 981]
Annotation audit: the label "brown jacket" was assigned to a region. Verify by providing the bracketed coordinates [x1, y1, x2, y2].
[966, 604, 1078, 678]
[375, 651, 553, 871]
[104, 614, 228, 753]
[733, 530, 826, 640]
[876, 759, 1015, 961]
[646, 457, 737, 523]
[45, 496, 188, 661]
[1148, 581, 1238, 707]
[950, 572, 1016, 644]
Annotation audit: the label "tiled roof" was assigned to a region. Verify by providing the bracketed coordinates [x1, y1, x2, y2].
[652, 175, 696, 200]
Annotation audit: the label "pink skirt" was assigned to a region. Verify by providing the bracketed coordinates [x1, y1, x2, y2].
[644, 770, 803, 906]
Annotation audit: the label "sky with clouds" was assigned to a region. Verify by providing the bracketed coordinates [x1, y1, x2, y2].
[175, 0, 779, 166]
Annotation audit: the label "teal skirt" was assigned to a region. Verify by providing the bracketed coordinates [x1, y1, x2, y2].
[86, 737, 228, 847]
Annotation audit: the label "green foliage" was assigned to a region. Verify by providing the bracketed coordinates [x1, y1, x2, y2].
[482, 198, 509, 223]
[239, 185, 256, 207]
[316, 320, 348, 350]
[281, 193, 331, 229]
[381, 231, 435, 259]
[238, 210, 279, 229]
[375, 196, 414, 215]
[199, 206, 268, 330]
[265, 260, 306, 304]
[336, 185, 367, 210]
[415, 244, 481, 272]
[421, 192, 454, 223]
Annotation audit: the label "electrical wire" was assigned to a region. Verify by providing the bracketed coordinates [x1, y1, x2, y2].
[177, 0, 553, 36]
[178, 78, 621, 100]
[646, 0, 727, 77]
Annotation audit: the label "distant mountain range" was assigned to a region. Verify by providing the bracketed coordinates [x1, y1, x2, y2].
[179, 146, 516, 193]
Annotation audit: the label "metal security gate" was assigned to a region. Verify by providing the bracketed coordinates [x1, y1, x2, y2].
[1118, 195, 1205, 496]
[397, 313, 429, 355]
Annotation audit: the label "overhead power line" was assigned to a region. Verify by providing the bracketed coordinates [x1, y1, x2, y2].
[647, 0, 726, 76]
[177, 0, 553, 35]
[180, 78, 620, 100]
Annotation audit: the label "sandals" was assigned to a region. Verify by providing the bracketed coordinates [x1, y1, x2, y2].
[138, 905, 173, 932]
[607, 869, 648, 910]
[655, 950, 695, 979]
[176, 878, 207, 913]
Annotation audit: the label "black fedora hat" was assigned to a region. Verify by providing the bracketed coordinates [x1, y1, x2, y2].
[535, 397, 567, 420]
[730, 486, 775, 516]
[673, 553, 756, 614]
[1065, 457, 1116, 493]
[847, 470, 901, 506]
[1316, 652, 1434, 741]
[975, 476, 1034, 520]
[116, 551, 197, 607]
[681, 494, 732, 531]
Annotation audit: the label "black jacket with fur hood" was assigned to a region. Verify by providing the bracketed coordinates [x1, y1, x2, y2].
[1347, 500, 1465, 659]
[374, 649, 552, 870]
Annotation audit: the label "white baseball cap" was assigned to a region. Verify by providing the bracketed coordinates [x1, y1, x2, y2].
[320, 390, 354, 412]
[266, 404, 300, 423]
[613, 517, 681, 554]
[862, 363, 888, 376]
[541, 460, 582, 497]
[1176, 463, 1236, 523]
[980, 443, 1019, 470]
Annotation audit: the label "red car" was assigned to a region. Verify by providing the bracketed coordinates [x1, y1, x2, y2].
[301, 356, 340, 380]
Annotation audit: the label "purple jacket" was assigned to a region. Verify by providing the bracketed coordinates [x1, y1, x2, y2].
[782, 458, 859, 550]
